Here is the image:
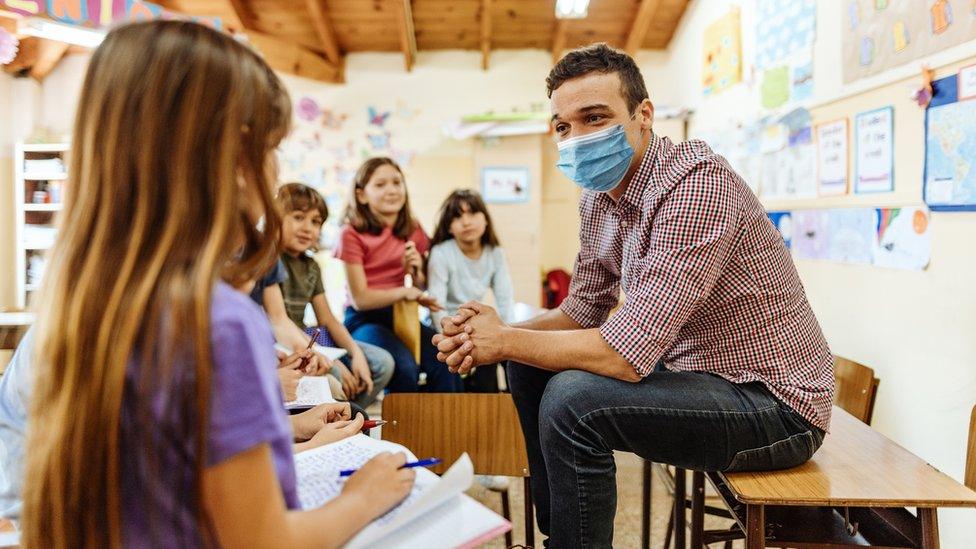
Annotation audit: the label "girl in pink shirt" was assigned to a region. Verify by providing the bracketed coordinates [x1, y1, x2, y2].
[335, 157, 463, 392]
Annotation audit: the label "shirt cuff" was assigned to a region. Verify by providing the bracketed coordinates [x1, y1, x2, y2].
[599, 306, 667, 377]
[559, 295, 610, 329]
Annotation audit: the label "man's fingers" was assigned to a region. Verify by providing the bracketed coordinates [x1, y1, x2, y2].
[436, 333, 467, 353]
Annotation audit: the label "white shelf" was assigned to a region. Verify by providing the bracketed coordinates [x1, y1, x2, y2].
[23, 203, 63, 212]
[22, 172, 68, 181]
[21, 143, 70, 153]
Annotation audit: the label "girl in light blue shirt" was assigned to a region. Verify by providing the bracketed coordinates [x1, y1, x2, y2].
[427, 189, 514, 332]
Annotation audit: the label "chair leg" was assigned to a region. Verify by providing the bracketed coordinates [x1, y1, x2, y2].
[664, 509, 674, 549]
[500, 489, 512, 547]
[673, 467, 686, 548]
[642, 460, 652, 549]
[524, 477, 535, 548]
[690, 471, 704, 549]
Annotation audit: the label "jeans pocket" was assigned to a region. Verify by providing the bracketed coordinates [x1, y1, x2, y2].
[724, 430, 819, 472]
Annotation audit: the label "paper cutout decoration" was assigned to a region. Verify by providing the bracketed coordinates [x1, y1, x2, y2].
[929, 0, 953, 34]
[297, 97, 321, 122]
[0, 28, 17, 65]
[761, 66, 790, 109]
[367, 106, 392, 128]
[702, 7, 742, 96]
[892, 20, 910, 52]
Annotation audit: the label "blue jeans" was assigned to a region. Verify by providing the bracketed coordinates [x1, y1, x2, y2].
[507, 363, 824, 548]
[304, 327, 395, 408]
[344, 307, 462, 393]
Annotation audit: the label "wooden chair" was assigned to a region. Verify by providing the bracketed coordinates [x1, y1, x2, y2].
[380, 393, 534, 548]
[833, 356, 880, 424]
[966, 405, 976, 491]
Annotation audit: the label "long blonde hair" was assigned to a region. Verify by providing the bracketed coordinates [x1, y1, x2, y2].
[22, 21, 291, 548]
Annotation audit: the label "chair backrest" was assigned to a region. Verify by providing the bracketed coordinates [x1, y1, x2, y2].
[832, 356, 880, 424]
[966, 405, 976, 491]
[381, 393, 529, 477]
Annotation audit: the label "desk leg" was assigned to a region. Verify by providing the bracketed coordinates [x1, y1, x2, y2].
[919, 508, 939, 549]
[690, 471, 704, 549]
[745, 504, 764, 549]
[641, 460, 651, 549]
[674, 467, 686, 548]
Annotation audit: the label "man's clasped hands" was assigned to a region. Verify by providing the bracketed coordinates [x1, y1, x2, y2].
[431, 302, 509, 375]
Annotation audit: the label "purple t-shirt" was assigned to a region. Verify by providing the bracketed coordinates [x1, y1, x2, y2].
[120, 282, 298, 547]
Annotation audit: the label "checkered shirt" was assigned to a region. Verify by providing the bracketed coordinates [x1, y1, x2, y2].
[560, 133, 835, 431]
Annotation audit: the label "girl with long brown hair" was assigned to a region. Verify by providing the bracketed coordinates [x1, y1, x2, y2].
[335, 157, 462, 392]
[21, 21, 412, 548]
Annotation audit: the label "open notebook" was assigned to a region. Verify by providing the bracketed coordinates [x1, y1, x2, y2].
[274, 342, 348, 362]
[283, 376, 337, 410]
[295, 435, 511, 548]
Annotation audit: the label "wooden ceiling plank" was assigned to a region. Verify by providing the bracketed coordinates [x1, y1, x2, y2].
[480, 0, 491, 70]
[624, 0, 661, 55]
[226, 0, 259, 30]
[393, 0, 418, 71]
[551, 18, 567, 65]
[305, 0, 343, 65]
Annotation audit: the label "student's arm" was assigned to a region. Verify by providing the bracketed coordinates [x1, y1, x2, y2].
[263, 285, 331, 375]
[263, 284, 313, 351]
[425, 247, 450, 330]
[344, 263, 416, 311]
[311, 293, 373, 394]
[204, 444, 414, 549]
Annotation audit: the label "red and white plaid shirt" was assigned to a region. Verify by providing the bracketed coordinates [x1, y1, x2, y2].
[560, 134, 835, 431]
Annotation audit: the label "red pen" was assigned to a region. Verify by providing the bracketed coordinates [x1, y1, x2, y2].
[361, 419, 387, 430]
[298, 328, 321, 373]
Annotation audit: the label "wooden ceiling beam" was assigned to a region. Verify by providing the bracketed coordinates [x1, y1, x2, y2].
[29, 39, 69, 81]
[551, 19, 567, 65]
[625, 0, 662, 55]
[245, 31, 343, 83]
[225, 0, 258, 31]
[393, 0, 417, 71]
[305, 0, 343, 66]
[480, 0, 491, 70]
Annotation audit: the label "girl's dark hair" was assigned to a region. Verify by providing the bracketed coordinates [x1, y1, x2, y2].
[277, 182, 329, 221]
[431, 189, 500, 248]
[344, 157, 417, 239]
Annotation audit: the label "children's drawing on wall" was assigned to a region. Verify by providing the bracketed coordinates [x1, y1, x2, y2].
[843, 0, 976, 83]
[701, 7, 742, 96]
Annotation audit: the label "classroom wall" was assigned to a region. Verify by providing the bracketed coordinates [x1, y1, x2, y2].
[643, 1, 976, 545]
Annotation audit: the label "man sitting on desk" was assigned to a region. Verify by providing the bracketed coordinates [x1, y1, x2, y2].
[432, 43, 835, 548]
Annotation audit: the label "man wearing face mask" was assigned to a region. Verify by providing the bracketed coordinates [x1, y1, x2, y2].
[432, 44, 834, 547]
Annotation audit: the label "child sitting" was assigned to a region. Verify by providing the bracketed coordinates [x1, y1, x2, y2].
[276, 182, 394, 407]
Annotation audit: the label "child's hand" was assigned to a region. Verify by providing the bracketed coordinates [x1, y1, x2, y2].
[293, 402, 354, 440]
[403, 241, 423, 277]
[349, 353, 374, 395]
[278, 368, 302, 402]
[303, 415, 365, 450]
[333, 361, 360, 398]
[401, 287, 443, 312]
[342, 452, 416, 521]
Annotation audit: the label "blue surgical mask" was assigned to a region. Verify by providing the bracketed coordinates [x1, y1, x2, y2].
[556, 124, 635, 192]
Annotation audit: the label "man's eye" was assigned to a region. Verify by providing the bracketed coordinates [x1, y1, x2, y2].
[587, 115, 603, 123]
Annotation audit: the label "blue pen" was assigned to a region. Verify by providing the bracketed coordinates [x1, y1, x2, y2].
[339, 457, 442, 478]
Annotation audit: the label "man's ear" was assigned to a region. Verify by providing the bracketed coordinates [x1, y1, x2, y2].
[640, 99, 655, 132]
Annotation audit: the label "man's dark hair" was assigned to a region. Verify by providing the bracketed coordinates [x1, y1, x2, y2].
[546, 43, 649, 113]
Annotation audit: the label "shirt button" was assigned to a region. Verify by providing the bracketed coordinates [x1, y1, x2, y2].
[621, 220, 629, 228]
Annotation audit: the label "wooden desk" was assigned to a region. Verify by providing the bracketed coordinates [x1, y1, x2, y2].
[706, 406, 976, 548]
[0, 313, 33, 352]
